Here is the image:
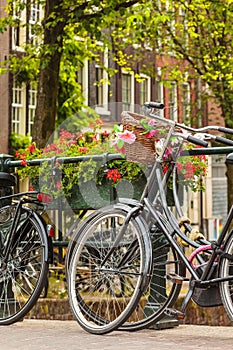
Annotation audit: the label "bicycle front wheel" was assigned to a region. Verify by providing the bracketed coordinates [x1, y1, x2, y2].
[67, 208, 152, 334]
[0, 206, 49, 324]
[219, 232, 233, 320]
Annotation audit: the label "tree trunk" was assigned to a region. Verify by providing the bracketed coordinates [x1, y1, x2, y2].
[32, 50, 62, 148]
[32, 0, 65, 148]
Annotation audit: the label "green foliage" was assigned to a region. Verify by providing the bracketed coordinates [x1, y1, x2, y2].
[10, 133, 31, 154]
[112, 0, 233, 127]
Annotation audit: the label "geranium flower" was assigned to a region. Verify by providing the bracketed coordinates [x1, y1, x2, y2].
[20, 158, 27, 167]
[106, 169, 121, 182]
[27, 144, 36, 153]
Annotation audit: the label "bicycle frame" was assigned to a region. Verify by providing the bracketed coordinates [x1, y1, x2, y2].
[109, 112, 233, 316]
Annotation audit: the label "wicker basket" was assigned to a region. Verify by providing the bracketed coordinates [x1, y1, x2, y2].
[121, 111, 169, 165]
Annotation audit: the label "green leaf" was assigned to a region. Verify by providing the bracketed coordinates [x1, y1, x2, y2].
[114, 124, 121, 133]
[117, 139, 124, 149]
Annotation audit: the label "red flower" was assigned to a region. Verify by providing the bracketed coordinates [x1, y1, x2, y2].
[106, 169, 121, 182]
[163, 164, 169, 174]
[20, 158, 27, 167]
[177, 163, 183, 173]
[27, 144, 35, 153]
[78, 147, 89, 154]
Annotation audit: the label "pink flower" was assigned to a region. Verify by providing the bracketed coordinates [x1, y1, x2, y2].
[114, 143, 126, 153]
[145, 130, 159, 138]
[56, 181, 62, 190]
[117, 130, 136, 144]
[148, 119, 155, 127]
[164, 147, 172, 158]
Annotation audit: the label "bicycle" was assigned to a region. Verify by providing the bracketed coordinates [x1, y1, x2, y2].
[0, 186, 53, 325]
[66, 102, 233, 334]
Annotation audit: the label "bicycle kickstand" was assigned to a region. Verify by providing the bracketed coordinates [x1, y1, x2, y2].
[166, 279, 196, 320]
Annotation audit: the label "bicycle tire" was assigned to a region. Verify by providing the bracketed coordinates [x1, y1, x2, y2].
[0, 206, 49, 324]
[67, 207, 152, 334]
[219, 231, 233, 320]
[66, 204, 184, 331]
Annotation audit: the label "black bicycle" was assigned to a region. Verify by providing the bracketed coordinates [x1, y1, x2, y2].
[66, 102, 233, 334]
[0, 189, 52, 325]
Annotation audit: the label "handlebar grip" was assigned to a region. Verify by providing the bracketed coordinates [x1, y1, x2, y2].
[215, 136, 233, 146]
[187, 135, 208, 148]
[218, 127, 233, 135]
[144, 101, 165, 109]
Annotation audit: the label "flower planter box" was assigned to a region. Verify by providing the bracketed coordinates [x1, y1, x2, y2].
[67, 178, 147, 210]
[65, 178, 182, 210]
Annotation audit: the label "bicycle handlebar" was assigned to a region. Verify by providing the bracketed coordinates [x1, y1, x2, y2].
[214, 136, 233, 146]
[144, 101, 165, 109]
[186, 135, 208, 148]
[218, 127, 233, 135]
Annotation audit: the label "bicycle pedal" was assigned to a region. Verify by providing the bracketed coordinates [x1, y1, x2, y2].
[165, 308, 185, 320]
[167, 273, 183, 284]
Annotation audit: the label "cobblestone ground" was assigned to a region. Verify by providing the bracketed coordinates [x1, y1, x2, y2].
[1, 320, 233, 350]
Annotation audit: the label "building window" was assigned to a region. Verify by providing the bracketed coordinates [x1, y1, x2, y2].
[11, 2, 22, 49]
[77, 62, 88, 103]
[77, 67, 83, 90]
[29, 1, 42, 46]
[122, 73, 133, 111]
[182, 82, 190, 124]
[168, 81, 177, 121]
[12, 81, 24, 134]
[28, 83, 37, 134]
[12, 24, 20, 47]
[139, 77, 150, 107]
[95, 66, 104, 106]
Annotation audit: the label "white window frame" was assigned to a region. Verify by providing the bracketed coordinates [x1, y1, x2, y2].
[12, 80, 26, 134]
[95, 48, 109, 115]
[28, 83, 37, 134]
[139, 75, 151, 107]
[168, 81, 178, 122]
[181, 82, 191, 124]
[28, 1, 43, 46]
[122, 71, 134, 112]
[11, 2, 25, 50]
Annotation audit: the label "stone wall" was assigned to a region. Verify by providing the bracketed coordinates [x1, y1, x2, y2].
[26, 297, 233, 327]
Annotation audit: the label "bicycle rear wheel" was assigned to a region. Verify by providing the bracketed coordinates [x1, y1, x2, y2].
[121, 222, 184, 330]
[0, 206, 49, 324]
[219, 232, 233, 320]
[67, 208, 152, 334]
